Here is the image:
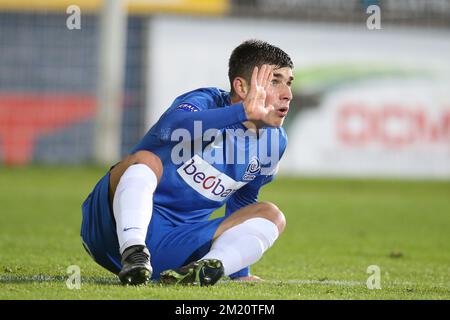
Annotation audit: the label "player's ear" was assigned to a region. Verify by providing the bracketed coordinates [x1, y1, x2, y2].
[232, 77, 249, 100]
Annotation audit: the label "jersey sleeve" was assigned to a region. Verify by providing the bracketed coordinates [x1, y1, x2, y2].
[156, 89, 247, 142]
[224, 175, 274, 216]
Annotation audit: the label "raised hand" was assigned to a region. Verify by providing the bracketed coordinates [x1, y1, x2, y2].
[242, 64, 274, 125]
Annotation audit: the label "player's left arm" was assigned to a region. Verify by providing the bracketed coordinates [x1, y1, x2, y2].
[224, 128, 288, 281]
[224, 174, 276, 280]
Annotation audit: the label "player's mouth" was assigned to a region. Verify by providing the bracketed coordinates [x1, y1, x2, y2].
[276, 106, 289, 118]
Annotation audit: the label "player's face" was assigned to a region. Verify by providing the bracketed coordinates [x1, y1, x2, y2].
[265, 66, 294, 127]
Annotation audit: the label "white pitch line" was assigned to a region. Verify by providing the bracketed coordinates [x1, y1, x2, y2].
[220, 279, 363, 286]
[277, 279, 364, 286]
[223, 279, 450, 289]
[0, 275, 118, 284]
[1, 276, 449, 289]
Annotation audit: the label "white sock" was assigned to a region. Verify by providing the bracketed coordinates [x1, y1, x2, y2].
[201, 217, 279, 276]
[113, 164, 157, 254]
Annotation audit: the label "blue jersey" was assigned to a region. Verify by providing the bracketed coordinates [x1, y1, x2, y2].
[132, 87, 288, 224]
[81, 87, 288, 279]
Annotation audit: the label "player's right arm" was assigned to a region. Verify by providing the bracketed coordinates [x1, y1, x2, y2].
[157, 90, 248, 139]
[157, 65, 276, 139]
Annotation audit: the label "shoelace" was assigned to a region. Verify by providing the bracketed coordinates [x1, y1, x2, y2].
[127, 251, 149, 264]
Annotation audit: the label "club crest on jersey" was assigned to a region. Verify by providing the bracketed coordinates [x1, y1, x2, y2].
[177, 155, 247, 202]
[176, 103, 199, 112]
[242, 157, 260, 181]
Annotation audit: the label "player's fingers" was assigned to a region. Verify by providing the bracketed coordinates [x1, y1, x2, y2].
[263, 65, 273, 89]
[257, 64, 267, 86]
[251, 66, 258, 89]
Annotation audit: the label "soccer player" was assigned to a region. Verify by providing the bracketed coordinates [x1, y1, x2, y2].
[81, 39, 294, 286]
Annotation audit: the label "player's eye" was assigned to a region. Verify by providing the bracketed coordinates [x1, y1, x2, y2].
[271, 79, 279, 86]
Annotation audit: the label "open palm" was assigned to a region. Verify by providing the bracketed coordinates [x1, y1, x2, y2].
[243, 64, 274, 124]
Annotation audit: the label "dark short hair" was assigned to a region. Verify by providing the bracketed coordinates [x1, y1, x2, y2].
[228, 39, 293, 95]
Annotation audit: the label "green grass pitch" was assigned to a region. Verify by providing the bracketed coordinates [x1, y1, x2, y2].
[0, 166, 449, 299]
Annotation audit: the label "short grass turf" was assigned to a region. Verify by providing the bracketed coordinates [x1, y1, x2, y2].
[0, 166, 449, 299]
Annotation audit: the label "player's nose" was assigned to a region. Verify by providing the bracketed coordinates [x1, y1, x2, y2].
[280, 85, 293, 102]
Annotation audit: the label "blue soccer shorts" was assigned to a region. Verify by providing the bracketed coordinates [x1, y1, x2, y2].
[80, 172, 225, 280]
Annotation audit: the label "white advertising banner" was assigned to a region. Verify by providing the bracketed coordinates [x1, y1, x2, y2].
[284, 79, 450, 178]
[146, 16, 450, 178]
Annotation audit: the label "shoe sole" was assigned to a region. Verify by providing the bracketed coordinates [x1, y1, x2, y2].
[160, 259, 223, 286]
[119, 266, 151, 285]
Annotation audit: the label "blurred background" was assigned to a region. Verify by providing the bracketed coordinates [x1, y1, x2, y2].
[1, 0, 450, 300]
[0, 0, 449, 179]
